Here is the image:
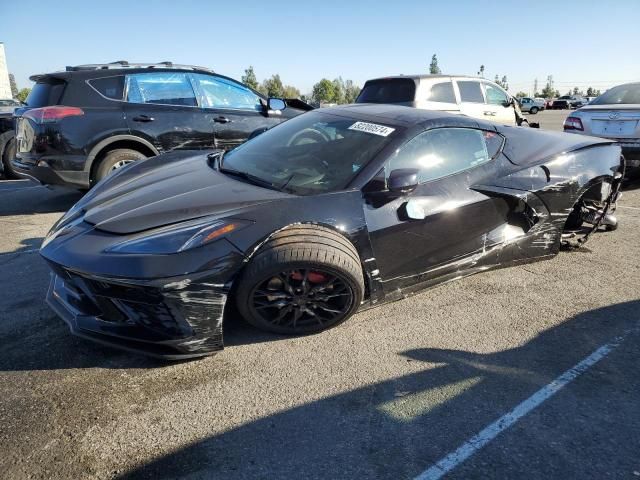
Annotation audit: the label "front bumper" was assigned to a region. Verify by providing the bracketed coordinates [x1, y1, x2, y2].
[46, 266, 227, 359]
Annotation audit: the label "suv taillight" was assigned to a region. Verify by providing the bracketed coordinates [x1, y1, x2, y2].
[563, 116, 584, 131]
[23, 106, 84, 124]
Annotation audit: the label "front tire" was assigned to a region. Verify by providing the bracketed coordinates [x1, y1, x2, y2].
[530, 106, 539, 114]
[236, 225, 364, 334]
[94, 148, 147, 183]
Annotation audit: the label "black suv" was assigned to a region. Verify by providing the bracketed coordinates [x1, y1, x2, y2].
[13, 61, 311, 188]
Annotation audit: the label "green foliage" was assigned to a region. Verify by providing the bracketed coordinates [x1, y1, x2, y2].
[241, 66, 259, 90]
[16, 88, 30, 103]
[429, 54, 441, 74]
[343, 79, 360, 103]
[8, 73, 18, 98]
[282, 84, 300, 99]
[515, 91, 527, 98]
[261, 74, 285, 98]
[586, 87, 601, 97]
[312, 78, 337, 104]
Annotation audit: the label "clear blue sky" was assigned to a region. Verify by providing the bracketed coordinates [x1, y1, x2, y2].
[3, 0, 640, 95]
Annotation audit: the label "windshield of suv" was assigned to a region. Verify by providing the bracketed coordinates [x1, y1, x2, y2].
[590, 84, 640, 105]
[219, 111, 396, 195]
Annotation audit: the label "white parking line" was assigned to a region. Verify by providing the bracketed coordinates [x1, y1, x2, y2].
[414, 328, 633, 480]
[618, 205, 640, 211]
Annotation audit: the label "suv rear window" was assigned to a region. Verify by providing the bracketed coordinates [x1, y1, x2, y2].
[356, 79, 416, 104]
[25, 79, 66, 107]
[88, 76, 124, 100]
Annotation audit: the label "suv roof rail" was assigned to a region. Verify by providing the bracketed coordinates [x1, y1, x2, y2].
[64, 61, 214, 73]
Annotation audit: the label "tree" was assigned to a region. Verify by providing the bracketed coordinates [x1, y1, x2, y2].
[241, 66, 259, 90]
[515, 91, 527, 98]
[429, 54, 441, 74]
[8, 74, 18, 98]
[478, 65, 485, 78]
[540, 75, 556, 99]
[16, 88, 30, 103]
[261, 74, 285, 98]
[282, 85, 300, 99]
[332, 77, 345, 104]
[343, 79, 360, 103]
[501, 75, 508, 91]
[312, 78, 336, 104]
[572, 86, 584, 96]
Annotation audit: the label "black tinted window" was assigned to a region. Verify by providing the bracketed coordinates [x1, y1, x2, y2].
[389, 128, 495, 183]
[89, 76, 124, 100]
[25, 80, 65, 107]
[356, 79, 416, 103]
[457, 81, 484, 103]
[428, 82, 456, 103]
[591, 84, 640, 105]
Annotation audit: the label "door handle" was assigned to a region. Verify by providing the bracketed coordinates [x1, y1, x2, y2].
[483, 111, 496, 116]
[214, 116, 232, 123]
[133, 115, 154, 122]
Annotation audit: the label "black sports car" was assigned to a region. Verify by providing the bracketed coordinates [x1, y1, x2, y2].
[41, 104, 623, 359]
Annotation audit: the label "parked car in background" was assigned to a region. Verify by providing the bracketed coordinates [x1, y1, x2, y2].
[12, 61, 311, 189]
[519, 97, 545, 114]
[0, 98, 20, 114]
[356, 75, 531, 126]
[0, 108, 17, 178]
[552, 95, 584, 109]
[545, 98, 555, 109]
[41, 104, 623, 358]
[564, 82, 640, 175]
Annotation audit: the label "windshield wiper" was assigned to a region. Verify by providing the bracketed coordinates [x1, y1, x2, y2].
[218, 167, 282, 192]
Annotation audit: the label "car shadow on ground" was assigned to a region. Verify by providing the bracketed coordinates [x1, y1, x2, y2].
[0, 185, 82, 216]
[115, 300, 640, 480]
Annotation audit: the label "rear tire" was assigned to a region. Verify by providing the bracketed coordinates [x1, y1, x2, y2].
[236, 225, 364, 335]
[530, 106, 539, 114]
[2, 138, 19, 179]
[94, 148, 147, 183]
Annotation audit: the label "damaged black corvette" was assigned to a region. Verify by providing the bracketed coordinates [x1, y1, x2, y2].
[41, 104, 623, 359]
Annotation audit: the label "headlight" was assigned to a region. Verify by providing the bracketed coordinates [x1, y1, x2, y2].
[105, 218, 251, 254]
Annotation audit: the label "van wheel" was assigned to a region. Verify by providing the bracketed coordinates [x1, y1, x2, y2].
[530, 107, 539, 114]
[94, 149, 147, 183]
[2, 138, 19, 179]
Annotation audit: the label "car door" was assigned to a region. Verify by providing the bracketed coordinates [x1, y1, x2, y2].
[123, 71, 215, 152]
[191, 73, 280, 151]
[364, 127, 508, 291]
[482, 82, 515, 124]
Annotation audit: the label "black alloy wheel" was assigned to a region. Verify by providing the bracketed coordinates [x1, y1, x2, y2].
[249, 268, 354, 332]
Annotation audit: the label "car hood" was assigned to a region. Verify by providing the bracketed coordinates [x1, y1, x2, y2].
[578, 104, 640, 111]
[79, 151, 293, 235]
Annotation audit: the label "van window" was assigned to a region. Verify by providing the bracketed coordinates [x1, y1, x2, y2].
[356, 79, 416, 104]
[457, 81, 484, 103]
[428, 82, 456, 103]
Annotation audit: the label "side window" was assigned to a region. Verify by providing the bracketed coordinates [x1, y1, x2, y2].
[389, 128, 500, 183]
[484, 83, 509, 106]
[457, 81, 484, 103]
[125, 72, 197, 107]
[192, 74, 262, 111]
[427, 82, 456, 103]
[88, 76, 125, 100]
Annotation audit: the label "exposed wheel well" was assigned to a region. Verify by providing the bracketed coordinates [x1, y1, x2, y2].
[90, 140, 156, 182]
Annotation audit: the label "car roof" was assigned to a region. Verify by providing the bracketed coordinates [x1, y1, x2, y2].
[29, 62, 215, 82]
[364, 74, 487, 82]
[316, 103, 493, 129]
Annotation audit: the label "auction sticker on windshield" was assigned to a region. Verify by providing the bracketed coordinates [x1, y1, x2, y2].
[348, 122, 395, 137]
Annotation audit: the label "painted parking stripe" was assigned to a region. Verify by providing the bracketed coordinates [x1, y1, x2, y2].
[414, 328, 634, 480]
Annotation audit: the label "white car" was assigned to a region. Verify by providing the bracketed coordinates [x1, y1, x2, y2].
[356, 75, 522, 126]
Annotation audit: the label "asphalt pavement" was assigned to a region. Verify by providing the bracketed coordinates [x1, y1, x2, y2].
[1, 110, 639, 479]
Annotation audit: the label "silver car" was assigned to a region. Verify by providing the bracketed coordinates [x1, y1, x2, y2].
[518, 97, 545, 114]
[564, 82, 640, 173]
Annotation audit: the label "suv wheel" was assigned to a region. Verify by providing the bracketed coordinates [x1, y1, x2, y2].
[95, 149, 147, 183]
[530, 106, 539, 114]
[2, 138, 19, 179]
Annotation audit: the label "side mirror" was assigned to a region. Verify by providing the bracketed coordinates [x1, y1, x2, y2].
[267, 98, 286, 111]
[388, 168, 419, 193]
[503, 99, 514, 108]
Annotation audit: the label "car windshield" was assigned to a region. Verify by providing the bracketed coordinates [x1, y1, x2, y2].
[219, 111, 396, 195]
[590, 84, 640, 105]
